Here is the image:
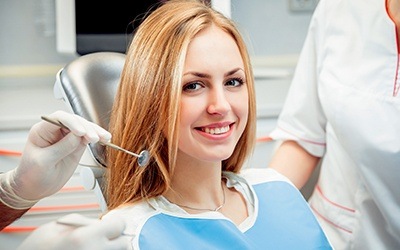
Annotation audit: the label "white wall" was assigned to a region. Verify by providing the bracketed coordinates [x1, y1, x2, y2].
[232, 0, 314, 56]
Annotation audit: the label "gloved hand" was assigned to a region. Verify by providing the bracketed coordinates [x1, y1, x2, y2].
[0, 111, 111, 209]
[17, 213, 131, 250]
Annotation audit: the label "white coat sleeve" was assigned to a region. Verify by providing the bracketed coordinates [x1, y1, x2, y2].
[269, 0, 327, 157]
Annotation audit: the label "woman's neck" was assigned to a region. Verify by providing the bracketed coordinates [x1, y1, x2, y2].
[164, 155, 224, 212]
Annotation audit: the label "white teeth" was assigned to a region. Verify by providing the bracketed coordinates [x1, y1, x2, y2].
[204, 126, 230, 135]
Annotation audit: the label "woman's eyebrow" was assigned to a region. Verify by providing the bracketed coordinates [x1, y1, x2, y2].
[225, 68, 244, 77]
[183, 68, 245, 78]
[183, 72, 211, 78]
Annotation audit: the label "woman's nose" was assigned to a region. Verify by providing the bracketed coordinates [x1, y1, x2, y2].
[206, 88, 231, 115]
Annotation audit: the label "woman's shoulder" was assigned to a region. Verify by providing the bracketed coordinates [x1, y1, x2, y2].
[235, 168, 296, 187]
[103, 201, 159, 236]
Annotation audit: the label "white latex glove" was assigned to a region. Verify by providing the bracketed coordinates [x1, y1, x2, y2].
[0, 111, 111, 209]
[18, 213, 131, 250]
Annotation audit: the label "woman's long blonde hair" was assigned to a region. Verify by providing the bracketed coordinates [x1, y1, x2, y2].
[106, 0, 256, 210]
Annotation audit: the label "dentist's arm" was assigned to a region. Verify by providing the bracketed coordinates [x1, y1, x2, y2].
[269, 140, 320, 189]
[0, 111, 111, 230]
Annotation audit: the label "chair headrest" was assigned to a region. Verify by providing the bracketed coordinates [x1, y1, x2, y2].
[56, 52, 126, 167]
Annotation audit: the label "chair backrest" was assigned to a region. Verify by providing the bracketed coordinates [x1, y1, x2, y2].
[54, 52, 126, 168]
[54, 52, 126, 212]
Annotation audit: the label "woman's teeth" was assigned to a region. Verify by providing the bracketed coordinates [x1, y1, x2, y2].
[203, 126, 230, 135]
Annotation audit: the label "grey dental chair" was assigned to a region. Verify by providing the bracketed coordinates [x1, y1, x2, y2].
[54, 52, 126, 212]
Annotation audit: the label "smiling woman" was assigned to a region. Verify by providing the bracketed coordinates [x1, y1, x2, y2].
[178, 24, 249, 165]
[102, 0, 332, 249]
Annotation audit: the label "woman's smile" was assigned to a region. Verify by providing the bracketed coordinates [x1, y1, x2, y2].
[195, 122, 234, 138]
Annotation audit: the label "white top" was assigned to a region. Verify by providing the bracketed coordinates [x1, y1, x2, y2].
[270, 0, 400, 249]
[104, 168, 331, 249]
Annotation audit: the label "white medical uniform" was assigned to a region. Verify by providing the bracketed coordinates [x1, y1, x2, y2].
[269, 0, 400, 249]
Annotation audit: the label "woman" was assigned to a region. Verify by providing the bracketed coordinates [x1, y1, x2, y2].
[104, 0, 332, 249]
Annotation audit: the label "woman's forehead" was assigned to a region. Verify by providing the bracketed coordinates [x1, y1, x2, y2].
[183, 26, 244, 74]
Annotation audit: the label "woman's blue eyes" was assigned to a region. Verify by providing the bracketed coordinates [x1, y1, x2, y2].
[226, 77, 244, 87]
[183, 82, 202, 91]
[183, 77, 244, 92]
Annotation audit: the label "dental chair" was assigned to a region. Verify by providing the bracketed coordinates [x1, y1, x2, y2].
[53, 52, 126, 212]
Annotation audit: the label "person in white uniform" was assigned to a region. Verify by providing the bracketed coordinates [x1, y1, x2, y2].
[0, 111, 128, 249]
[102, 0, 332, 249]
[269, 0, 400, 249]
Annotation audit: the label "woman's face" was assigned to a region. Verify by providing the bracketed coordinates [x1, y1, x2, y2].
[178, 25, 248, 164]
